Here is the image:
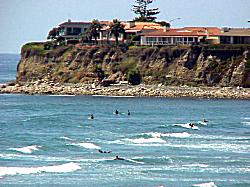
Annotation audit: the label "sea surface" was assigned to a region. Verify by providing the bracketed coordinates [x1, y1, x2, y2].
[0, 54, 250, 187]
[0, 54, 19, 84]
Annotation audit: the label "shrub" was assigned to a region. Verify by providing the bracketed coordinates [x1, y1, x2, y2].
[127, 70, 141, 85]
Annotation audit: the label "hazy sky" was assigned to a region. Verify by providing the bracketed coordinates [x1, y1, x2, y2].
[0, 0, 249, 53]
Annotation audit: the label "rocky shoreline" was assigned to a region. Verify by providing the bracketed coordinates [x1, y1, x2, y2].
[1, 79, 250, 99]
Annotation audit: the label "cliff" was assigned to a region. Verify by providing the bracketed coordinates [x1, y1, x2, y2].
[17, 43, 250, 87]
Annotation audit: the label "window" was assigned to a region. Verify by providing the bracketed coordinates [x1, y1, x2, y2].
[73, 28, 81, 35]
[146, 37, 157, 42]
[66, 27, 72, 35]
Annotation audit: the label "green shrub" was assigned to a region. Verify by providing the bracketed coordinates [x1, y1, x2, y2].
[127, 70, 141, 85]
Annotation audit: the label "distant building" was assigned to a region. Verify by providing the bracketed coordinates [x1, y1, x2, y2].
[140, 27, 221, 46]
[53, 20, 250, 45]
[58, 19, 91, 42]
[57, 19, 165, 44]
[95, 21, 164, 44]
[219, 28, 250, 44]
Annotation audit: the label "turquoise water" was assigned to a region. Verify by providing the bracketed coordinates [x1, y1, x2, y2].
[0, 55, 250, 187]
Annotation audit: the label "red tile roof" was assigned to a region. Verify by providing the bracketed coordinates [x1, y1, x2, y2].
[142, 27, 221, 37]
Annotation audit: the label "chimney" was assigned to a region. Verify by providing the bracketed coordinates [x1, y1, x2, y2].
[68, 19, 71, 22]
[163, 26, 168, 32]
[222, 27, 230, 33]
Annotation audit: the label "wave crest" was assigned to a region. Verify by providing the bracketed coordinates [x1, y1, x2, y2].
[0, 162, 81, 177]
[193, 182, 217, 187]
[8, 145, 41, 154]
[144, 132, 191, 138]
[125, 137, 166, 144]
[71, 142, 101, 149]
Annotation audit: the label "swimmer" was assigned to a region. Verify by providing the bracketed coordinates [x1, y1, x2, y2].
[89, 114, 94, 119]
[114, 155, 125, 160]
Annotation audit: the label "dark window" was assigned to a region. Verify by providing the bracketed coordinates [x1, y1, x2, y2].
[66, 27, 72, 35]
[73, 27, 81, 35]
[220, 36, 231, 44]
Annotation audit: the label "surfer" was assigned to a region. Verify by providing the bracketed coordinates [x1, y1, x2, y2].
[128, 110, 130, 116]
[203, 119, 208, 123]
[189, 123, 194, 128]
[114, 155, 125, 160]
[98, 150, 112, 154]
[89, 114, 94, 119]
[115, 110, 119, 115]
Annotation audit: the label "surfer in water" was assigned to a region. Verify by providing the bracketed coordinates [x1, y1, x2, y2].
[115, 110, 119, 115]
[98, 150, 112, 154]
[89, 114, 94, 119]
[114, 155, 125, 160]
[128, 110, 130, 116]
[203, 119, 208, 123]
[189, 123, 194, 128]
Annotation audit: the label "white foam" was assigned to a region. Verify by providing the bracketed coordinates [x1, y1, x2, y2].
[125, 158, 144, 164]
[125, 137, 166, 144]
[182, 164, 209, 168]
[145, 132, 191, 138]
[8, 145, 41, 154]
[60, 136, 73, 141]
[48, 95, 75, 97]
[197, 121, 208, 125]
[173, 123, 199, 130]
[71, 142, 101, 149]
[193, 182, 217, 187]
[0, 162, 81, 177]
[241, 121, 250, 126]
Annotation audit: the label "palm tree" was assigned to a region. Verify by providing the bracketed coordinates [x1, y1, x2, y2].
[110, 19, 125, 45]
[87, 19, 102, 44]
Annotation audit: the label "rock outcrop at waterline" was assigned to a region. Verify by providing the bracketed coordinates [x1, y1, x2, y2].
[16, 43, 250, 87]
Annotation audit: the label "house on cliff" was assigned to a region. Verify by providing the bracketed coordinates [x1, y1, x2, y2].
[140, 27, 221, 46]
[59, 19, 91, 43]
[57, 19, 164, 44]
[219, 28, 250, 44]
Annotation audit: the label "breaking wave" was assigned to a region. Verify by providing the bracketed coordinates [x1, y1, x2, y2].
[143, 132, 191, 138]
[241, 121, 250, 126]
[173, 123, 199, 130]
[59, 136, 74, 141]
[70, 142, 101, 149]
[8, 145, 41, 154]
[0, 162, 81, 177]
[193, 182, 217, 187]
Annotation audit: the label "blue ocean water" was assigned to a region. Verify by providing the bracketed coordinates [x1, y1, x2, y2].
[0, 54, 19, 83]
[0, 54, 250, 187]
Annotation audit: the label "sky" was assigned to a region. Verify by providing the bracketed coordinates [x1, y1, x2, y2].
[0, 0, 249, 53]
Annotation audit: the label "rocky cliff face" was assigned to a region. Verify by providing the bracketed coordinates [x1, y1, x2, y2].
[17, 43, 250, 87]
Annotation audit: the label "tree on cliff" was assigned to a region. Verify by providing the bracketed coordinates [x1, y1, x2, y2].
[132, 0, 160, 22]
[86, 19, 102, 44]
[46, 27, 65, 49]
[47, 27, 64, 41]
[110, 19, 125, 45]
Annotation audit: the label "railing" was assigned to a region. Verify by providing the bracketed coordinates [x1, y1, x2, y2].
[138, 41, 195, 46]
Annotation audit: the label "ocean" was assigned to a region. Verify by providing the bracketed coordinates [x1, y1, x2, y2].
[0, 54, 250, 187]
